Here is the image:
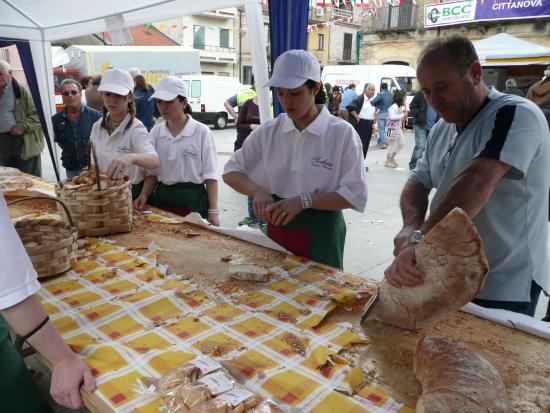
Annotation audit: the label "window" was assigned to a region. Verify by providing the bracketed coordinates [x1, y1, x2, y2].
[381, 77, 397, 93]
[220, 28, 229, 49]
[318, 34, 325, 51]
[343, 33, 352, 61]
[243, 66, 253, 85]
[193, 26, 205, 49]
[191, 80, 201, 98]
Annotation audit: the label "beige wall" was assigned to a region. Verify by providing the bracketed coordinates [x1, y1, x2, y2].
[0, 45, 26, 84]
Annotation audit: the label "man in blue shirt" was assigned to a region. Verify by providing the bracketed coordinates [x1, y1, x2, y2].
[52, 79, 102, 178]
[338, 84, 358, 122]
[370, 83, 393, 148]
[408, 90, 437, 170]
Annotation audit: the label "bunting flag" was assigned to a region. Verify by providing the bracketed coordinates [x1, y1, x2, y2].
[144, 22, 152, 29]
[159, 23, 165, 29]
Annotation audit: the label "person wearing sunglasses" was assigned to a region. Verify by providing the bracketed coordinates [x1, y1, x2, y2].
[90, 68, 159, 199]
[133, 76, 220, 226]
[52, 79, 102, 179]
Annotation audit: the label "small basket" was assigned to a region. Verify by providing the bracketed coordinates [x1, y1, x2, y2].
[8, 196, 78, 279]
[55, 142, 132, 237]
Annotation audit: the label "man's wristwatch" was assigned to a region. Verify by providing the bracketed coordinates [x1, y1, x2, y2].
[407, 230, 424, 245]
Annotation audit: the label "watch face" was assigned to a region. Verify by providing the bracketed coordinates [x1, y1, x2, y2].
[408, 231, 423, 244]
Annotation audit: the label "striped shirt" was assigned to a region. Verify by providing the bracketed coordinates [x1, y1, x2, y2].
[410, 87, 550, 302]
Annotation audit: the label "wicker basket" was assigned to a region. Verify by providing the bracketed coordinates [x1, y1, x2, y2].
[55, 143, 133, 237]
[8, 196, 78, 279]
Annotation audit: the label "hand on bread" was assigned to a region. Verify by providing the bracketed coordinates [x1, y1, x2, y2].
[106, 154, 133, 179]
[384, 244, 425, 288]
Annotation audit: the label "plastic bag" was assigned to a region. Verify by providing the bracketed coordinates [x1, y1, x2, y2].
[189, 389, 262, 413]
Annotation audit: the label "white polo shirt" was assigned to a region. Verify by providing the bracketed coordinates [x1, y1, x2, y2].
[224, 105, 368, 212]
[90, 114, 158, 184]
[149, 117, 218, 185]
[358, 97, 375, 120]
[0, 191, 40, 310]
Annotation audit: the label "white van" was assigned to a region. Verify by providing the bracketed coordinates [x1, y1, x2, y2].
[321, 64, 419, 103]
[180, 75, 243, 129]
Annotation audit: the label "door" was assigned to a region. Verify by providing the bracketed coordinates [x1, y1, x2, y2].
[184, 79, 202, 112]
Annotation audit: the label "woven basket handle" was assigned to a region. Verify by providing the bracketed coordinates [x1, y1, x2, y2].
[7, 196, 76, 229]
[86, 141, 102, 191]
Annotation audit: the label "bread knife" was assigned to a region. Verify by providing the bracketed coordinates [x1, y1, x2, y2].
[360, 288, 379, 324]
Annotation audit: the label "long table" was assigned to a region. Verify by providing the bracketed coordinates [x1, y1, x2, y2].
[7, 192, 550, 413]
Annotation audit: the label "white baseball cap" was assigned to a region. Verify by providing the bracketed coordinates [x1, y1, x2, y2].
[149, 76, 188, 101]
[98, 68, 134, 96]
[265, 49, 321, 89]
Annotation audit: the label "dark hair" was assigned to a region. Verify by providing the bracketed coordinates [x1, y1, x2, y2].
[251, 74, 255, 88]
[91, 75, 102, 86]
[100, 92, 135, 132]
[304, 79, 327, 105]
[332, 85, 340, 93]
[418, 34, 479, 75]
[347, 83, 356, 90]
[80, 76, 91, 89]
[134, 75, 150, 92]
[392, 90, 406, 106]
[380, 83, 388, 90]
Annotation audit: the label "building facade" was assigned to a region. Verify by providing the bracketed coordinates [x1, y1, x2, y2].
[156, 9, 239, 77]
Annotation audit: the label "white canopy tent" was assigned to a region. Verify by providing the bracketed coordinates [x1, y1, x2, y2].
[474, 33, 550, 67]
[0, 0, 271, 174]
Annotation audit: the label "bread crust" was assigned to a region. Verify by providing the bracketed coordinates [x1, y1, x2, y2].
[373, 208, 489, 329]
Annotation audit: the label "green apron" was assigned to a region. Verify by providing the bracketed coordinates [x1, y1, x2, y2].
[267, 196, 346, 269]
[0, 316, 53, 413]
[132, 181, 156, 204]
[154, 182, 209, 218]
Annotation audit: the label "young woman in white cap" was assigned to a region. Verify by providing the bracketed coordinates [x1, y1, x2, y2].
[90, 68, 159, 199]
[133, 76, 220, 226]
[223, 50, 367, 269]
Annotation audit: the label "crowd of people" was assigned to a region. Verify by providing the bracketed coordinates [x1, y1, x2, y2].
[0, 34, 550, 411]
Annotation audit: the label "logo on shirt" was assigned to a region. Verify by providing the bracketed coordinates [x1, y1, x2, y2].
[181, 147, 197, 159]
[311, 156, 334, 170]
[117, 146, 132, 153]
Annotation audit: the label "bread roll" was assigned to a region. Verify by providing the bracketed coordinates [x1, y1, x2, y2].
[372, 207, 488, 329]
[415, 336, 510, 413]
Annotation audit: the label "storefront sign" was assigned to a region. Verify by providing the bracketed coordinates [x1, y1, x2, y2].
[425, 0, 550, 27]
[425, 0, 477, 28]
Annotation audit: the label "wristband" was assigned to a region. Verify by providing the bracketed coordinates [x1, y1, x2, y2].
[21, 315, 50, 341]
[300, 193, 312, 210]
[208, 209, 219, 215]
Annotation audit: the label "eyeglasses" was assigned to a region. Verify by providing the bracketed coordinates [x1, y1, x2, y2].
[62, 90, 79, 96]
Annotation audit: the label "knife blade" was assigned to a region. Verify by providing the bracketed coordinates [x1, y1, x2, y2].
[360, 288, 379, 325]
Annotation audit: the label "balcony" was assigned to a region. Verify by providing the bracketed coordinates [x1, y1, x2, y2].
[197, 45, 237, 65]
[308, 7, 330, 23]
[362, 4, 418, 33]
[200, 9, 237, 20]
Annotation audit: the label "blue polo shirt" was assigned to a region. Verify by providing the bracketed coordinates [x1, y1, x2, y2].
[52, 105, 102, 170]
[340, 88, 358, 109]
[411, 88, 550, 301]
[371, 90, 393, 119]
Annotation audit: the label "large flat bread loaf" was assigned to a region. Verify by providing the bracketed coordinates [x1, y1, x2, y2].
[372, 207, 488, 329]
[415, 336, 509, 413]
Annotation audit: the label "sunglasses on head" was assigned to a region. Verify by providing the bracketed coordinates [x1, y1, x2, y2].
[62, 90, 79, 96]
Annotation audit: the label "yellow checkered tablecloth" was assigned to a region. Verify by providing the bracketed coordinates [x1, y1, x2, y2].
[38, 238, 413, 413]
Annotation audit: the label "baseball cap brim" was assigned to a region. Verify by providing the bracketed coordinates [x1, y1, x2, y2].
[98, 83, 131, 96]
[264, 74, 309, 89]
[149, 90, 181, 101]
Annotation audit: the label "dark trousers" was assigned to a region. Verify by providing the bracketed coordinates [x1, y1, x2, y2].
[0, 133, 42, 177]
[472, 280, 542, 317]
[355, 119, 373, 159]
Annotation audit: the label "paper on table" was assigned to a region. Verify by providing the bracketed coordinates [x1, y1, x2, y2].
[183, 212, 289, 253]
[461, 302, 550, 340]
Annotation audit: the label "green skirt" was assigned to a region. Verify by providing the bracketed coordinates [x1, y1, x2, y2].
[0, 316, 53, 413]
[267, 196, 346, 269]
[154, 182, 209, 219]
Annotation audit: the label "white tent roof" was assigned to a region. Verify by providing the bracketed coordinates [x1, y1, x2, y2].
[0, 0, 270, 176]
[474, 33, 550, 66]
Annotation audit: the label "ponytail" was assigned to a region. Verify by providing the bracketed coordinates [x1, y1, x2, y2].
[124, 99, 136, 132]
[100, 106, 108, 130]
